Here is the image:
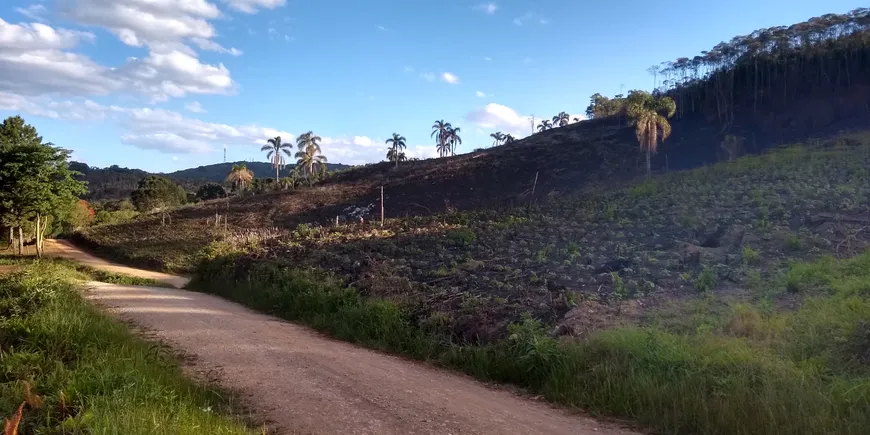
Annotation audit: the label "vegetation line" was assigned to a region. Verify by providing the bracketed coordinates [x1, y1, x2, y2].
[0, 262, 255, 434]
[192, 251, 870, 435]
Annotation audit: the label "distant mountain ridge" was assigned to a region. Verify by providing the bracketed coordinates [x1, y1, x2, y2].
[71, 160, 351, 201]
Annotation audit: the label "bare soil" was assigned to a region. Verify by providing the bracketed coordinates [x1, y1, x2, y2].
[49, 241, 638, 435]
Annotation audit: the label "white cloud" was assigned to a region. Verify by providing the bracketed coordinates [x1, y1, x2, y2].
[0, 18, 94, 51]
[118, 48, 235, 102]
[420, 72, 435, 81]
[65, 0, 221, 47]
[474, 2, 498, 14]
[465, 103, 534, 138]
[483, 57, 492, 61]
[190, 37, 242, 56]
[513, 12, 547, 26]
[403, 66, 415, 73]
[185, 101, 206, 113]
[377, 25, 386, 31]
[16, 4, 49, 23]
[0, 19, 118, 97]
[405, 145, 439, 160]
[475, 90, 486, 98]
[441, 72, 459, 84]
[223, 0, 286, 14]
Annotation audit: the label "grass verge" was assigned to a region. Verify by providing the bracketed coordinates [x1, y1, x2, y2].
[0, 254, 169, 287]
[0, 262, 255, 434]
[192, 253, 870, 435]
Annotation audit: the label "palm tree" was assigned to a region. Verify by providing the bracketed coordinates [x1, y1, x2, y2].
[537, 120, 552, 132]
[261, 136, 293, 182]
[489, 131, 505, 147]
[447, 126, 461, 155]
[503, 134, 516, 144]
[295, 131, 328, 177]
[572, 117, 582, 123]
[431, 120, 453, 157]
[226, 163, 254, 194]
[386, 148, 407, 163]
[552, 112, 570, 127]
[626, 90, 676, 176]
[385, 133, 407, 168]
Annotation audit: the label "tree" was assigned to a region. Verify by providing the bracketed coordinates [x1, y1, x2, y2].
[552, 112, 570, 127]
[385, 133, 407, 168]
[0, 116, 86, 255]
[431, 120, 453, 157]
[261, 136, 293, 182]
[386, 148, 407, 163]
[489, 131, 505, 146]
[537, 120, 552, 132]
[226, 163, 254, 194]
[130, 176, 187, 213]
[626, 90, 676, 176]
[446, 126, 462, 155]
[503, 134, 516, 144]
[196, 182, 227, 201]
[295, 131, 328, 177]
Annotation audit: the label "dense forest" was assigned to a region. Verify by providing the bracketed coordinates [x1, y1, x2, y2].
[585, 8, 870, 167]
[73, 161, 350, 201]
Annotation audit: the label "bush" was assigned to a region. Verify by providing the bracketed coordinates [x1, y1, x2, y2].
[196, 183, 228, 201]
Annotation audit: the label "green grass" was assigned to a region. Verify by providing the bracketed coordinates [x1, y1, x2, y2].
[0, 254, 169, 287]
[0, 262, 255, 434]
[191, 251, 870, 435]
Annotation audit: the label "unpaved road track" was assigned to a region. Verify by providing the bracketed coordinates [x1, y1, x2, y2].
[49, 241, 639, 435]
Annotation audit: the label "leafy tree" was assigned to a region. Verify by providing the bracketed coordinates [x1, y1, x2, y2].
[537, 120, 552, 132]
[0, 116, 86, 255]
[196, 182, 227, 201]
[295, 131, 328, 177]
[130, 176, 186, 213]
[503, 134, 516, 144]
[626, 90, 677, 176]
[261, 136, 293, 182]
[431, 120, 453, 158]
[385, 133, 407, 168]
[552, 112, 570, 127]
[226, 163, 254, 194]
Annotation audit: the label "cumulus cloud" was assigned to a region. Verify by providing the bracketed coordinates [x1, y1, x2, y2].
[119, 49, 235, 102]
[441, 72, 460, 84]
[475, 90, 486, 98]
[64, 0, 221, 47]
[474, 2, 498, 14]
[465, 103, 534, 138]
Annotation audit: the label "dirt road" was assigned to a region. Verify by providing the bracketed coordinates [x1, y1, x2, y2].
[50, 241, 638, 435]
[44, 239, 189, 288]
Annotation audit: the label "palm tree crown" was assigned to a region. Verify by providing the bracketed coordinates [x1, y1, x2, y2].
[295, 131, 328, 177]
[553, 112, 570, 127]
[431, 120, 453, 157]
[385, 133, 407, 167]
[226, 163, 254, 193]
[490, 131, 506, 147]
[626, 90, 676, 176]
[537, 119, 552, 132]
[446, 126, 461, 155]
[261, 136, 293, 182]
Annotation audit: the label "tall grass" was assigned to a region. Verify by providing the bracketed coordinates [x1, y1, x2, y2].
[192, 253, 870, 435]
[0, 263, 255, 434]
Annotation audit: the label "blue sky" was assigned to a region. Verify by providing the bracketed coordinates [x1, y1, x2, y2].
[0, 0, 863, 172]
